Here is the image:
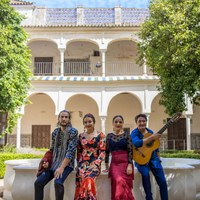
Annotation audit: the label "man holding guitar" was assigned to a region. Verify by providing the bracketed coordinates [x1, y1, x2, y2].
[131, 114, 168, 200]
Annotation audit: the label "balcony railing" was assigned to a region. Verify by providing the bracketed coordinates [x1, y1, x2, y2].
[106, 62, 143, 76]
[32, 62, 101, 76]
[64, 61, 90, 75]
[160, 139, 187, 150]
[32, 61, 150, 76]
[34, 62, 53, 75]
[64, 61, 101, 76]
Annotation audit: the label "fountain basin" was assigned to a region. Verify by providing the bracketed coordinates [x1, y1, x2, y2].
[3, 157, 200, 200]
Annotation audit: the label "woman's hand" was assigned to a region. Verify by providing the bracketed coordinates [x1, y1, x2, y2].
[89, 164, 96, 170]
[102, 163, 109, 173]
[126, 164, 133, 175]
[54, 167, 64, 179]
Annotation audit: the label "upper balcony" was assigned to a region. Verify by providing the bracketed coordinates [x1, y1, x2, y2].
[11, 5, 154, 77]
[28, 40, 154, 77]
[31, 61, 153, 76]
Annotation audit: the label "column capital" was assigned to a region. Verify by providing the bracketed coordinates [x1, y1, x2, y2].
[99, 48, 107, 53]
[185, 114, 192, 119]
[17, 106, 25, 115]
[185, 95, 193, 114]
[100, 115, 107, 120]
[130, 33, 140, 42]
[143, 113, 150, 117]
[58, 47, 66, 52]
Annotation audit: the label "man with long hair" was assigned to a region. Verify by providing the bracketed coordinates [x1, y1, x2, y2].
[34, 110, 78, 200]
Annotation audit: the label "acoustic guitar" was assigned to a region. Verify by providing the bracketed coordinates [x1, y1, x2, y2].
[132, 112, 182, 165]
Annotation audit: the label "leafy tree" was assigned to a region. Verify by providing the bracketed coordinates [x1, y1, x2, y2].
[0, 0, 31, 136]
[138, 0, 200, 115]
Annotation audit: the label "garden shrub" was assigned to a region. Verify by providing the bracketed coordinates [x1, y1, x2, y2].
[160, 150, 200, 159]
[0, 153, 42, 178]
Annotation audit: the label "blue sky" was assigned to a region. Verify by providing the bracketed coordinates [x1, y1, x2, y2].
[32, 0, 150, 8]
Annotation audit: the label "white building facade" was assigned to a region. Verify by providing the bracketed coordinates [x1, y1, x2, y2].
[8, 0, 200, 150]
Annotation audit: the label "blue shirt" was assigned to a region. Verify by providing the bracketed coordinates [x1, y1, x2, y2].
[131, 128, 159, 164]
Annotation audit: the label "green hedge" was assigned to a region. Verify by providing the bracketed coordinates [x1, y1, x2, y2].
[160, 150, 200, 159]
[161, 153, 200, 159]
[0, 153, 42, 178]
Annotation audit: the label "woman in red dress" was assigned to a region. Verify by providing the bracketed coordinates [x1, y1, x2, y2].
[105, 115, 135, 200]
[74, 113, 106, 200]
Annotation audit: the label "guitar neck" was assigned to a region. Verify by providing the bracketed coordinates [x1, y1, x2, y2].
[157, 119, 174, 135]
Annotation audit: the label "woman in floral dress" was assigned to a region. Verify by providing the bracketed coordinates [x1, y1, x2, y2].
[74, 113, 106, 200]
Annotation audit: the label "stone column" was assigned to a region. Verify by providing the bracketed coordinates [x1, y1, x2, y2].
[144, 88, 150, 111]
[59, 48, 65, 76]
[16, 117, 22, 148]
[143, 87, 151, 128]
[100, 116, 106, 134]
[186, 115, 192, 150]
[100, 49, 106, 77]
[56, 88, 62, 115]
[145, 113, 150, 127]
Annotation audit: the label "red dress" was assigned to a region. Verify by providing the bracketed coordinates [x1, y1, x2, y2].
[105, 132, 135, 200]
[74, 132, 106, 200]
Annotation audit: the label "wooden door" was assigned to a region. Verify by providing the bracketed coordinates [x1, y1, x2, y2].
[32, 125, 51, 148]
[167, 118, 186, 150]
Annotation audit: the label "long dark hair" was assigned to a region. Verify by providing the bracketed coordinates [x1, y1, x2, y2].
[57, 110, 72, 127]
[83, 113, 96, 124]
[112, 115, 124, 122]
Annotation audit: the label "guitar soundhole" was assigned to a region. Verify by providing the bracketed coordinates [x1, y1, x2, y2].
[146, 140, 154, 147]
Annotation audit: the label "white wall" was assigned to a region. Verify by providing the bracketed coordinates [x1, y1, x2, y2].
[20, 94, 57, 134]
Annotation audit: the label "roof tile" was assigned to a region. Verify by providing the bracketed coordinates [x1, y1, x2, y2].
[10, 0, 33, 5]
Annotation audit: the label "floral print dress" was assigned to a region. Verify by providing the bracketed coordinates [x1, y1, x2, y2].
[74, 132, 106, 200]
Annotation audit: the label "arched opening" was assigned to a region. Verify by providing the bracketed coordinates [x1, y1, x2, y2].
[65, 94, 100, 133]
[106, 40, 141, 75]
[106, 93, 142, 134]
[65, 40, 100, 76]
[9, 93, 56, 148]
[28, 40, 59, 76]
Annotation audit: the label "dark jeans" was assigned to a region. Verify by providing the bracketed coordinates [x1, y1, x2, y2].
[34, 166, 73, 200]
[137, 160, 168, 200]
